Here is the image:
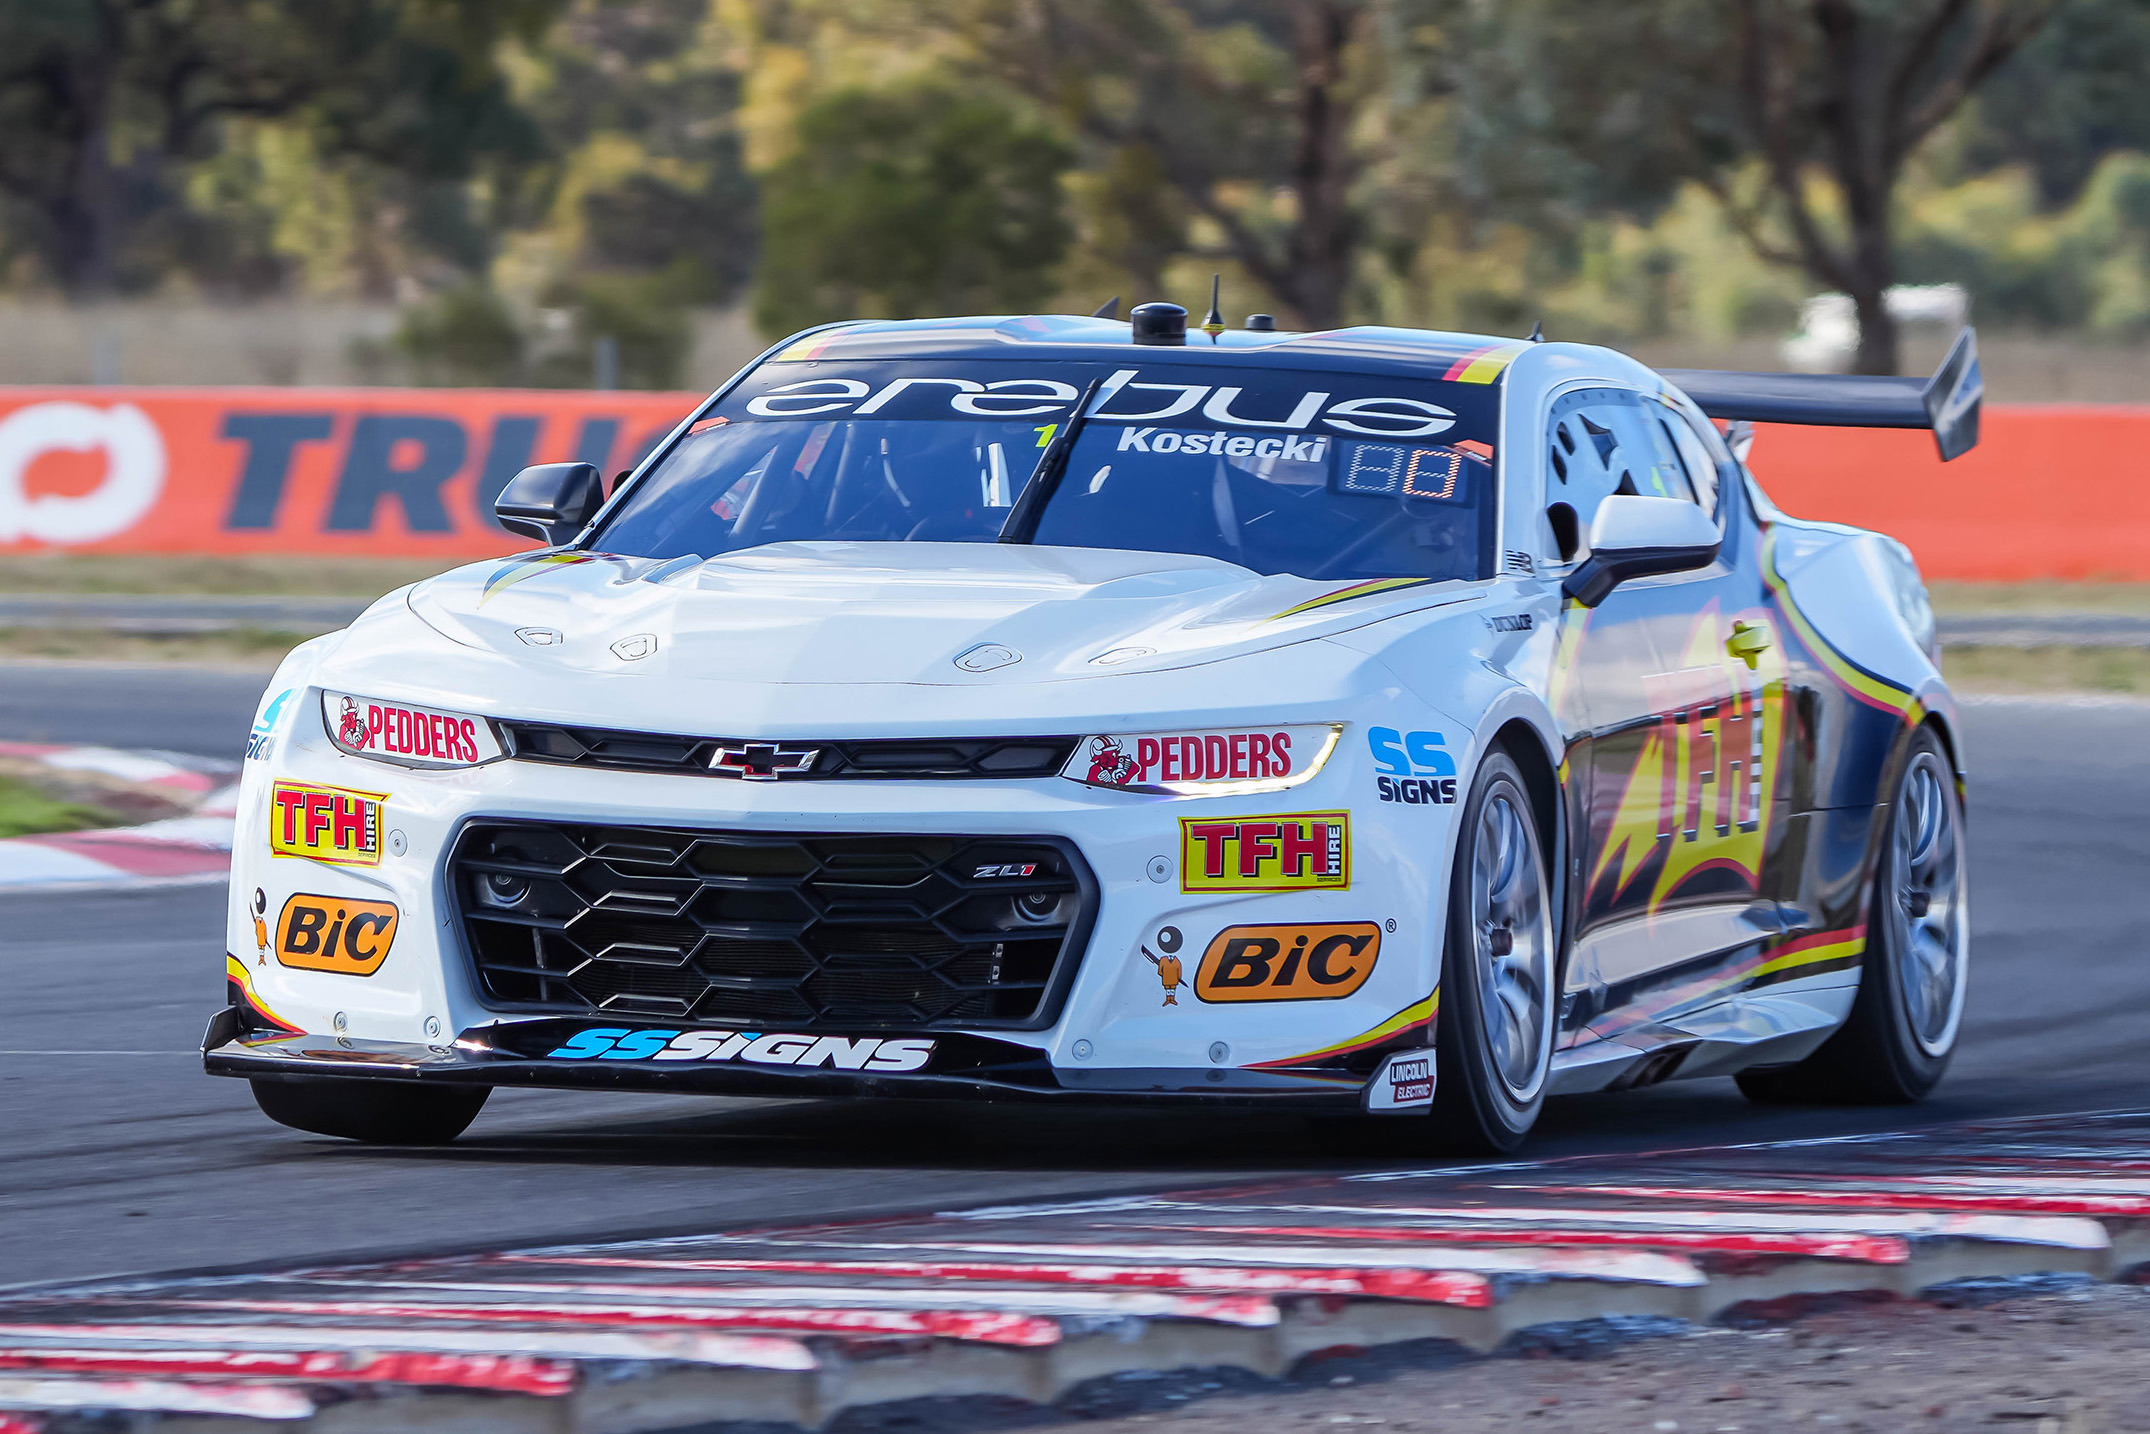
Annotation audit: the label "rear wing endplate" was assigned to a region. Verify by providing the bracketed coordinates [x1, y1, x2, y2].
[1660, 327, 1983, 462]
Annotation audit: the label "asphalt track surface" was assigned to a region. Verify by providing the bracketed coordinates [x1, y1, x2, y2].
[3, 664, 2146, 1292]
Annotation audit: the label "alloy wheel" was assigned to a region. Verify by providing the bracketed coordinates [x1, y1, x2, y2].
[1890, 750, 1966, 1056]
[1470, 788, 1555, 1102]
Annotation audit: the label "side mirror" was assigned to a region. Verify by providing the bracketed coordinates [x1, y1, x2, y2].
[496, 462, 604, 546]
[1561, 495, 1720, 607]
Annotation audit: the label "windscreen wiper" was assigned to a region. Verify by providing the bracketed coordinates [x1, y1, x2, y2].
[998, 377, 1104, 544]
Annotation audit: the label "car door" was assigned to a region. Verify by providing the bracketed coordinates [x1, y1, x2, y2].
[1546, 387, 1793, 1034]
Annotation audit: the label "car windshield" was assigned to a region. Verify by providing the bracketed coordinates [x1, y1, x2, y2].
[593, 358, 1499, 582]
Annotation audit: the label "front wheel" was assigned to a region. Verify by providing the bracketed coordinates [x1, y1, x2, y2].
[1431, 748, 1557, 1153]
[1738, 726, 1967, 1104]
[251, 1076, 490, 1144]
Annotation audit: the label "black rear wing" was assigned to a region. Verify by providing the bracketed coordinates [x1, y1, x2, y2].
[1660, 327, 1983, 462]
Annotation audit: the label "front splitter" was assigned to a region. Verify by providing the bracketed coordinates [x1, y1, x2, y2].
[201, 1009, 1370, 1109]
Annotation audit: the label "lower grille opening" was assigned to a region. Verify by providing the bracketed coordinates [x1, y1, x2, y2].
[453, 821, 1093, 1030]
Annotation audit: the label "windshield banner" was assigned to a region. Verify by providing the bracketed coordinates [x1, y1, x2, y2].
[716, 360, 1499, 442]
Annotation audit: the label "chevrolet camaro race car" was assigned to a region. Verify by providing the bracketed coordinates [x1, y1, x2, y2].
[208, 301, 1982, 1152]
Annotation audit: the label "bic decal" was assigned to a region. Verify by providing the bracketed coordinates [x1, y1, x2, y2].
[1195, 922, 1380, 1002]
[1590, 602, 1785, 912]
[1180, 813, 1350, 892]
[275, 894, 398, 975]
[269, 781, 387, 866]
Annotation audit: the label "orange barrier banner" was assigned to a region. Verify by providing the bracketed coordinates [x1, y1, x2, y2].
[1751, 404, 2150, 581]
[0, 386, 699, 558]
[0, 386, 2139, 580]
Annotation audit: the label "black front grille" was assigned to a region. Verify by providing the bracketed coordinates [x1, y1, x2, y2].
[451, 821, 1095, 1029]
[499, 722, 1077, 781]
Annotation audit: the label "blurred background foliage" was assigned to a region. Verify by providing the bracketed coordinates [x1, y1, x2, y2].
[2, 0, 2148, 385]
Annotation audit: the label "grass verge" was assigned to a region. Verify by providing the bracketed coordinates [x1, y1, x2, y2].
[1942, 644, 2150, 695]
[0, 773, 119, 838]
[0, 552, 476, 597]
[0, 626, 309, 667]
[1927, 580, 2150, 614]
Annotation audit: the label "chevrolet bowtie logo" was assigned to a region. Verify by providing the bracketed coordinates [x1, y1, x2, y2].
[710, 743, 820, 780]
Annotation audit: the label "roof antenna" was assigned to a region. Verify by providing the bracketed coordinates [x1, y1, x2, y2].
[1092, 296, 1121, 320]
[1527, 319, 1545, 342]
[1201, 274, 1225, 341]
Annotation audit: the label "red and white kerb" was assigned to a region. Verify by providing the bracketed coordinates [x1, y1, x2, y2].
[322, 690, 503, 768]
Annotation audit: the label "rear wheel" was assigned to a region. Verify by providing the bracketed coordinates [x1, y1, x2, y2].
[251, 1076, 490, 1144]
[1431, 749, 1557, 1153]
[1738, 726, 1967, 1104]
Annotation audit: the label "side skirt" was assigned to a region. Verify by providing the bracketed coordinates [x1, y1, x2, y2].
[1546, 970, 1857, 1095]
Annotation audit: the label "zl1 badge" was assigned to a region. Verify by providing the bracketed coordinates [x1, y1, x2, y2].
[269, 781, 387, 866]
[1180, 812, 1350, 891]
[1194, 922, 1380, 1001]
[275, 894, 399, 976]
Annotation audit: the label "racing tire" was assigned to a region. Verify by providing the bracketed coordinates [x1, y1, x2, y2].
[1430, 748, 1558, 1154]
[251, 1076, 490, 1144]
[1737, 726, 1967, 1105]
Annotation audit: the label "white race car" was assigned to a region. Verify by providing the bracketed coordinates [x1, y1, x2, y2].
[210, 303, 1982, 1151]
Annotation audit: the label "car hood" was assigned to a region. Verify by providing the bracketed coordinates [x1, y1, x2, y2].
[405, 542, 1476, 687]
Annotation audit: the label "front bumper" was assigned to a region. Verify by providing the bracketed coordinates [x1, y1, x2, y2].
[202, 1008, 1375, 1109]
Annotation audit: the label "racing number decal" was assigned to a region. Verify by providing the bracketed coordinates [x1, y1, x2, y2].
[1180, 813, 1350, 892]
[1588, 602, 1787, 913]
[1194, 922, 1380, 1002]
[274, 894, 399, 976]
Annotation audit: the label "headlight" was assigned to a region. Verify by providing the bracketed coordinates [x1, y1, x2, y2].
[1062, 724, 1340, 795]
[322, 690, 503, 768]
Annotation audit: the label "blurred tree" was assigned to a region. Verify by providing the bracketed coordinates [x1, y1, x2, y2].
[537, 268, 695, 388]
[975, 0, 1381, 330]
[751, 85, 1073, 333]
[1958, 0, 2150, 205]
[1465, 0, 2060, 373]
[511, 0, 758, 306]
[0, 0, 558, 298]
[392, 279, 526, 384]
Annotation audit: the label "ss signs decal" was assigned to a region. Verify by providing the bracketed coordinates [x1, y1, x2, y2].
[1369, 727, 1458, 806]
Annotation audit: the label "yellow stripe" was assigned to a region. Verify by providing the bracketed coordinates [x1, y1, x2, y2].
[1754, 935, 1866, 979]
[1761, 532, 1918, 715]
[1683, 935, 1866, 1012]
[226, 953, 302, 1034]
[1270, 577, 1431, 621]
[1261, 991, 1439, 1067]
[479, 552, 597, 606]
[771, 334, 835, 362]
[1452, 342, 1528, 384]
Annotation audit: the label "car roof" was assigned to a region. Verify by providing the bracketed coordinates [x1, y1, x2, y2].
[764, 315, 1543, 385]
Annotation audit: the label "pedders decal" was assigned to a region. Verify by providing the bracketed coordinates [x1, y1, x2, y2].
[324, 691, 500, 767]
[1065, 725, 1336, 794]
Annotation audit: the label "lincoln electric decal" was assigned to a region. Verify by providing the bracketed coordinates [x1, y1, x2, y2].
[1587, 600, 1787, 915]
